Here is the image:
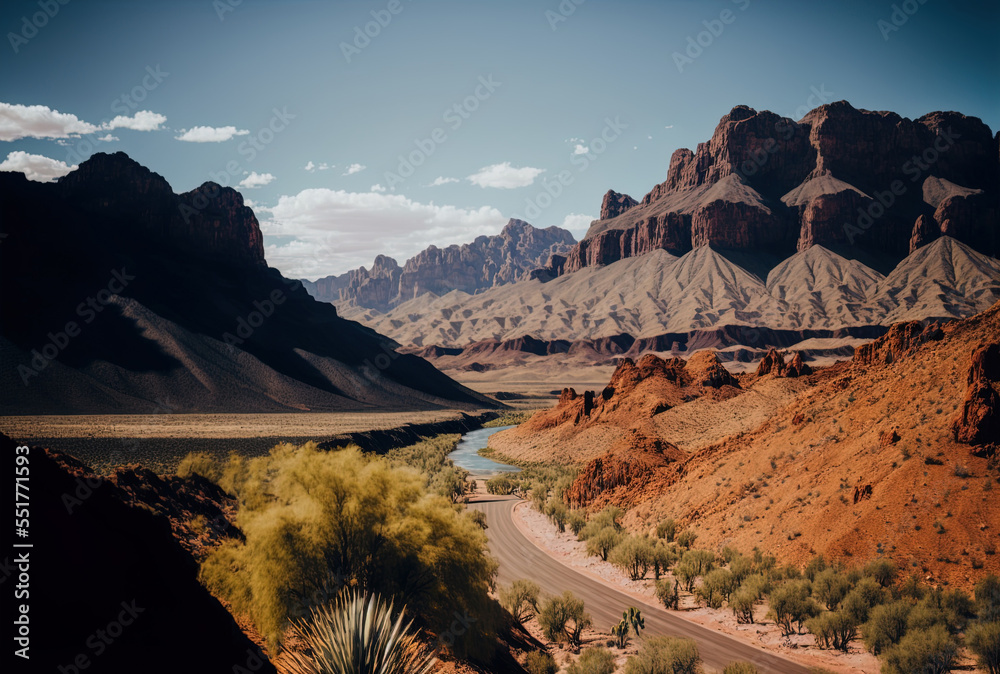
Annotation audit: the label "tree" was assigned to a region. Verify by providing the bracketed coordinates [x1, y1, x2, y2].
[676, 529, 697, 550]
[841, 577, 888, 624]
[729, 554, 754, 584]
[585, 527, 622, 561]
[544, 495, 569, 532]
[767, 580, 817, 636]
[863, 558, 897, 588]
[697, 568, 736, 609]
[656, 518, 677, 542]
[803, 554, 827, 581]
[861, 600, 911, 655]
[500, 579, 540, 623]
[610, 536, 656, 580]
[624, 636, 700, 674]
[731, 587, 757, 624]
[806, 610, 856, 651]
[486, 474, 517, 495]
[651, 541, 677, 580]
[674, 561, 699, 592]
[567, 647, 617, 674]
[538, 592, 592, 647]
[568, 510, 588, 536]
[656, 578, 680, 610]
[429, 465, 468, 503]
[812, 568, 852, 611]
[966, 621, 1000, 674]
[579, 506, 624, 540]
[681, 549, 715, 576]
[975, 574, 1000, 623]
[880, 624, 957, 674]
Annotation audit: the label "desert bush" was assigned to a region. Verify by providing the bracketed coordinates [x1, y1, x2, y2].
[284, 590, 435, 674]
[500, 579, 540, 623]
[697, 568, 736, 609]
[579, 506, 625, 540]
[567, 647, 617, 674]
[610, 535, 656, 580]
[656, 578, 680, 610]
[651, 541, 678, 580]
[428, 465, 469, 503]
[675, 529, 697, 550]
[898, 573, 926, 600]
[524, 650, 558, 674]
[731, 588, 757, 624]
[806, 610, 856, 651]
[862, 558, 897, 588]
[568, 510, 588, 536]
[176, 451, 224, 483]
[485, 474, 517, 495]
[585, 527, 623, 561]
[199, 444, 498, 654]
[804, 554, 828, 581]
[538, 591, 591, 647]
[861, 600, 911, 655]
[624, 636, 700, 674]
[468, 510, 487, 529]
[722, 662, 760, 674]
[740, 573, 771, 601]
[544, 495, 569, 532]
[966, 621, 1000, 674]
[656, 518, 677, 542]
[674, 561, 699, 592]
[729, 554, 754, 584]
[767, 579, 818, 636]
[975, 574, 1000, 623]
[880, 624, 957, 674]
[841, 577, 889, 624]
[812, 568, 852, 610]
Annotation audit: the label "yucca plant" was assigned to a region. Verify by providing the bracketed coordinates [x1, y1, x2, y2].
[285, 590, 436, 674]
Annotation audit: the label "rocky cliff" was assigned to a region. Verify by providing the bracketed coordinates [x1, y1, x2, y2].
[548, 101, 998, 276]
[304, 219, 575, 310]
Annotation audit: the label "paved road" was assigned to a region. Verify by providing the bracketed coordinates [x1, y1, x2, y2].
[468, 495, 810, 674]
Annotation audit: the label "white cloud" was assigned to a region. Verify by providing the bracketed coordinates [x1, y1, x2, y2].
[429, 176, 460, 186]
[370, 183, 386, 192]
[558, 213, 595, 236]
[97, 134, 119, 142]
[175, 125, 250, 142]
[318, 162, 332, 170]
[665, 125, 674, 129]
[103, 110, 167, 132]
[0, 102, 99, 141]
[572, 144, 589, 155]
[260, 188, 506, 278]
[304, 161, 316, 172]
[0, 151, 77, 182]
[239, 171, 275, 188]
[343, 163, 366, 175]
[467, 162, 544, 189]
[647, 135, 653, 140]
[243, 198, 257, 207]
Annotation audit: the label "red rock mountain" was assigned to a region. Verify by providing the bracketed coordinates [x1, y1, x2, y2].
[302, 219, 575, 311]
[547, 101, 998, 276]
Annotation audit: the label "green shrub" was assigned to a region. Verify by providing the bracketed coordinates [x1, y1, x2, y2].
[499, 579, 540, 623]
[880, 624, 957, 674]
[975, 574, 1000, 623]
[199, 444, 498, 655]
[567, 647, 617, 674]
[624, 636, 700, 674]
[812, 568, 851, 610]
[697, 568, 736, 609]
[861, 600, 911, 655]
[651, 541, 678, 580]
[176, 451, 224, 483]
[656, 518, 677, 542]
[284, 590, 435, 674]
[538, 591, 591, 647]
[579, 507, 625, 540]
[804, 554, 828, 581]
[585, 527, 622, 561]
[731, 587, 757, 624]
[544, 495, 569, 532]
[767, 579, 818, 636]
[806, 610, 856, 651]
[841, 577, 888, 624]
[729, 554, 754, 584]
[676, 529, 697, 550]
[485, 474, 518, 495]
[568, 510, 588, 536]
[863, 558, 897, 588]
[656, 578, 680, 610]
[966, 621, 1000, 674]
[525, 650, 558, 674]
[722, 662, 760, 674]
[610, 535, 656, 580]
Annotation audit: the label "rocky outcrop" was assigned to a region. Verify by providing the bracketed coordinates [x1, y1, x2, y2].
[786, 352, 813, 377]
[559, 102, 998, 273]
[756, 348, 786, 376]
[10, 435, 276, 673]
[953, 343, 1000, 454]
[854, 321, 944, 367]
[305, 219, 575, 310]
[686, 350, 740, 388]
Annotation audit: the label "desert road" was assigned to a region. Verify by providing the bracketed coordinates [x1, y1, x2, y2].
[467, 495, 811, 674]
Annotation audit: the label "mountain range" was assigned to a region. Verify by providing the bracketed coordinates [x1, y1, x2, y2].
[0, 152, 494, 414]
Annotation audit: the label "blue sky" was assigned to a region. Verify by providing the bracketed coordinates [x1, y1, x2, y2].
[2, 0, 997, 279]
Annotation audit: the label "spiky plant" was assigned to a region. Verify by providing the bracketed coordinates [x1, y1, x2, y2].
[285, 590, 436, 674]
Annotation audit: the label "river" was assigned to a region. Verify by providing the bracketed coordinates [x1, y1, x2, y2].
[448, 425, 521, 476]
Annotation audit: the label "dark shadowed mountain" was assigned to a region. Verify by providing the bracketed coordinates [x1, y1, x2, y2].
[0, 152, 496, 414]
